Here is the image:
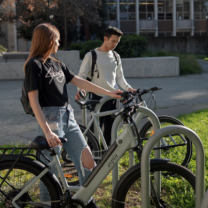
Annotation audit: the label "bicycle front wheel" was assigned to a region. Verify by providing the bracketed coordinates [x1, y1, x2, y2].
[0, 160, 60, 208]
[140, 116, 192, 167]
[112, 162, 195, 208]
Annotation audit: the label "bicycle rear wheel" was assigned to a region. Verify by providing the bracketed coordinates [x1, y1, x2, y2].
[112, 162, 195, 208]
[140, 116, 192, 168]
[0, 160, 60, 208]
[61, 124, 100, 185]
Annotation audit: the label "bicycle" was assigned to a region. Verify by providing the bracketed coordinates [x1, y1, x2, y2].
[62, 87, 192, 184]
[0, 91, 196, 208]
[80, 87, 192, 168]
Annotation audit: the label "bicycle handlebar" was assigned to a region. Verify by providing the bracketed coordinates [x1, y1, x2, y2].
[135, 87, 162, 95]
[112, 86, 161, 118]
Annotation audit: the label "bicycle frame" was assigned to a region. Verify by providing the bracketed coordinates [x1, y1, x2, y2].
[11, 105, 161, 207]
[82, 96, 149, 152]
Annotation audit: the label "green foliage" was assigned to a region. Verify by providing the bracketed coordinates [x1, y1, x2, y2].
[177, 110, 208, 188]
[179, 54, 202, 75]
[193, 54, 206, 60]
[70, 42, 85, 51]
[70, 34, 148, 59]
[0, 45, 7, 53]
[142, 50, 203, 75]
[115, 34, 148, 58]
[89, 0, 108, 40]
[70, 40, 102, 59]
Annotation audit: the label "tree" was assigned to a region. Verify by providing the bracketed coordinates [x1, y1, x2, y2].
[89, 0, 108, 41]
[0, 0, 102, 47]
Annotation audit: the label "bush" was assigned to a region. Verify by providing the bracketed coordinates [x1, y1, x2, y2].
[69, 34, 148, 59]
[70, 40, 102, 59]
[142, 50, 203, 75]
[115, 34, 148, 58]
[0, 45, 7, 53]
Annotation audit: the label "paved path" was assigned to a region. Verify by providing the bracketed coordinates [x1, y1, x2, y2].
[0, 60, 207, 146]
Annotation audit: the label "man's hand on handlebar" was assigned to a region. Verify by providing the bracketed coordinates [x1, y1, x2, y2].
[128, 88, 137, 93]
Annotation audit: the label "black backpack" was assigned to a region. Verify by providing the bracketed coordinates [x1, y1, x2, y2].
[20, 58, 43, 117]
[20, 80, 35, 117]
[87, 49, 119, 82]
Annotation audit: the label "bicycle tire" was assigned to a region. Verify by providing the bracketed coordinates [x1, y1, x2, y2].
[140, 116, 192, 168]
[112, 161, 195, 208]
[0, 160, 60, 208]
[61, 124, 100, 185]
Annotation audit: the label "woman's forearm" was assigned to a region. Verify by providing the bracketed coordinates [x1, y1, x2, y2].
[71, 76, 111, 96]
[28, 91, 51, 135]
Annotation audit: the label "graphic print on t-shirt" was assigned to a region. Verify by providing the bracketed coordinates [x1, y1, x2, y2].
[45, 66, 64, 84]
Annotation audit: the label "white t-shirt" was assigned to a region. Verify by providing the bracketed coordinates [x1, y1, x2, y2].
[77, 48, 132, 96]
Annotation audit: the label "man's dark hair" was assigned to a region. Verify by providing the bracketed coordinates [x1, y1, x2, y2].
[104, 26, 123, 39]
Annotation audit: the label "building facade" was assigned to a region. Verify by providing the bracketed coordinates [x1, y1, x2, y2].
[106, 0, 208, 36]
[0, 0, 207, 52]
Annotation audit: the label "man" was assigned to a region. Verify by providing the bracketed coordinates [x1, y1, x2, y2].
[76, 26, 136, 147]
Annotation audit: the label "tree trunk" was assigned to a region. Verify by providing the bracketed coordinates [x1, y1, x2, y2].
[84, 19, 91, 41]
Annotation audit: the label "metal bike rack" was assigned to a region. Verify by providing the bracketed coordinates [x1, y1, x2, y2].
[200, 189, 208, 208]
[141, 125, 205, 208]
[111, 106, 161, 189]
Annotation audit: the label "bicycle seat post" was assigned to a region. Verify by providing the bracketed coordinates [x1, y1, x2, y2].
[82, 106, 87, 127]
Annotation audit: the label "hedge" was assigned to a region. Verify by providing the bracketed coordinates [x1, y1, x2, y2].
[70, 34, 148, 59]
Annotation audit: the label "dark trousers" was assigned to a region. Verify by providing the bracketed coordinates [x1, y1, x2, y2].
[90, 93, 117, 147]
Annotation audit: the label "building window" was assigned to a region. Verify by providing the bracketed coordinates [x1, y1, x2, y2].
[176, 32, 191, 36]
[158, 0, 172, 20]
[195, 31, 207, 36]
[176, 0, 191, 20]
[194, 0, 208, 20]
[120, 0, 136, 20]
[139, 0, 155, 20]
[106, 0, 117, 21]
[158, 32, 172, 36]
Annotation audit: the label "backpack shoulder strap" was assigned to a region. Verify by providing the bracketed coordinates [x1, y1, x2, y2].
[112, 51, 119, 66]
[90, 50, 97, 79]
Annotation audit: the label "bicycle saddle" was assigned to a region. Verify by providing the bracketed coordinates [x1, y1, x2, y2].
[29, 136, 67, 150]
[75, 99, 100, 106]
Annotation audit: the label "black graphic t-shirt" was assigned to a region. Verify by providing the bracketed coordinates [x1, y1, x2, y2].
[25, 57, 75, 107]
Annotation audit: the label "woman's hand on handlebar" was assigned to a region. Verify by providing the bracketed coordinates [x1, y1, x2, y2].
[75, 89, 86, 100]
[108, 89, 123, 99]
[45, 131, 63, 147]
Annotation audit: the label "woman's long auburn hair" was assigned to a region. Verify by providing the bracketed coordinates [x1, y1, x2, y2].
[23, 23, 60, 72]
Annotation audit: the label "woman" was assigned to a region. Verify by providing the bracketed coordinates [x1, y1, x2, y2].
[24, 23, 122, 208]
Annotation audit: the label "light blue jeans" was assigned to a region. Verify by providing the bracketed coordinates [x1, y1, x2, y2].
[38, 104, 92, 202]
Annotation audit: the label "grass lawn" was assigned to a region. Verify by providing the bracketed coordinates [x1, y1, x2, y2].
[94, 109, 208, 207]
[0, 109, 207, 207]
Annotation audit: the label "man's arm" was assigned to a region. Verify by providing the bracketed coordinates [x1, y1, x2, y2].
[115, 55, 136, 91]
[77, 52, 91, 80]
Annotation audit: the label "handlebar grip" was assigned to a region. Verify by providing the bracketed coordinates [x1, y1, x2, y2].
[150, 87, 162, 91]
[79, 91, 85, 99]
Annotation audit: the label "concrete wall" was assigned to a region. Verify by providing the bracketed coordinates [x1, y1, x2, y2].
[0, 50, 179, 80]
[148, 36, 207, 54]
[122, 57, 179, 77]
